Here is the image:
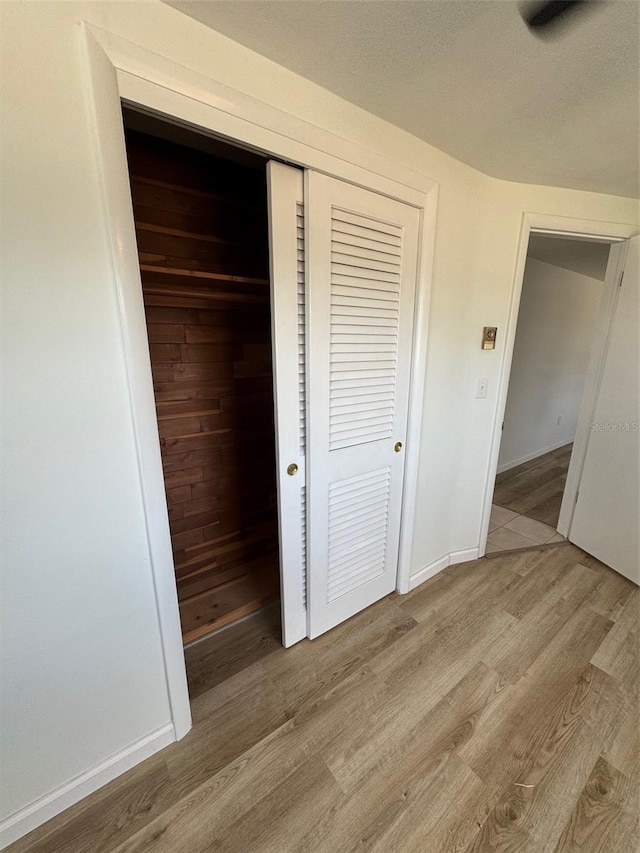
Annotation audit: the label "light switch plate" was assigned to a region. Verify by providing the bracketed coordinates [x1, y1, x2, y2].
[476, 377, 489, 399]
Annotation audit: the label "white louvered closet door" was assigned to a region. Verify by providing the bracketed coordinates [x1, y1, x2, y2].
[267, 162, 307, 647]
[306, 172, 420, 638]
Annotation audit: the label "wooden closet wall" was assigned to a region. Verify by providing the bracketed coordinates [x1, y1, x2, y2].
[124, 123, 280, 644]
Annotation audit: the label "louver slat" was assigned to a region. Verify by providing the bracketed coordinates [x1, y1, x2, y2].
[297, 202, 306, 457]
[296, 202, 307, 609]
[329, 208, 402, 451]
[327, 467, 391, 602]
[300, 484, 307, 608]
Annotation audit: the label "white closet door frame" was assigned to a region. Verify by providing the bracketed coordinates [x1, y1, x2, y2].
[267, 162, 307, 646]
[83, 25, 439, 743]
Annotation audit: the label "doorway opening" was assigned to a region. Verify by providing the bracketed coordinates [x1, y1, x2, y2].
[122, 108, 282, 658]
[487, 233, 612, 555]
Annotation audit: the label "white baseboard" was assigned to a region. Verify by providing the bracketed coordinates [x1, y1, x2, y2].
[0, 723, 175, 850]
[496, 439, 573, 475]
[408, 547, 480, 591]
[450, 547, 481, 566]
[408, 554, 449, 590]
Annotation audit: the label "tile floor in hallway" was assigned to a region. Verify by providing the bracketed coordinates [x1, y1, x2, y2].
[487, 503, 566, 554]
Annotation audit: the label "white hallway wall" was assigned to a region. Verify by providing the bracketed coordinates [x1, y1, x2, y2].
[1, 0, 638, 838]
[498, 257, 604, 471]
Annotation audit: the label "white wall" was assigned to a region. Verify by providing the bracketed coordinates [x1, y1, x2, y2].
[527, 234, 611, 280]
[1, 1, 638, 843]
[497, 258, 603, 471]
[0, 2, 175, 839]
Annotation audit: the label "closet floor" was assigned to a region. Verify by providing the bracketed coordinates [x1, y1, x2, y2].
[180, 552, 281, 645]
[184, 600, 282, 699]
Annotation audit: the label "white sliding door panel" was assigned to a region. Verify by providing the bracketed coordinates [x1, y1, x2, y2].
[306, 172, 420, 638]
[267, 161, 307, 646]
[569, 236, 639, 583]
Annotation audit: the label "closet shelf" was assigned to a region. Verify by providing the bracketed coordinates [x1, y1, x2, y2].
[135, 220, 239, 247]
[140, 264, 269, 286]
[131, 173, 265, 212]
[142, 282, 269, 304]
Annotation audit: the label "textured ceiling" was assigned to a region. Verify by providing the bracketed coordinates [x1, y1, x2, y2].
[167, 0, 639, 198]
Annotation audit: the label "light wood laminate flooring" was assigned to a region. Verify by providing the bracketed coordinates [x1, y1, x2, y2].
[8, 544, 638, 853]
[493, 443, 573, 529]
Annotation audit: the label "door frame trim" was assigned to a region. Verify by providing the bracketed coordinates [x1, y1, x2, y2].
[478, 212, 636, 558]
[81, 22, 438, 738]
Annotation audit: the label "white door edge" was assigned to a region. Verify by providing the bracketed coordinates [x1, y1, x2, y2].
[557, 241, 629, 535]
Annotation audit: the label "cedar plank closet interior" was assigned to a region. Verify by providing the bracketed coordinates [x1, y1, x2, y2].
[122, 109, 281, 645]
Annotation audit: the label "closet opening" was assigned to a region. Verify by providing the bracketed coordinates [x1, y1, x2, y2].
[122, 108, 282, 661]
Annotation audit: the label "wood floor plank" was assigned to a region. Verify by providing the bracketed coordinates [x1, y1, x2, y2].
[372, 559, 519, 697]
[463, 671, 614, 851]
[486, 546, 558, 578]
[557, 662, 639, 787]
[213, 756, 342, 853]
[497, 546, 592, 619]
[163, 661, 289, 798]
[368, 755, 483, 853]
[368, 603, 515, 732]
[523, 489, 565, 528]
[7, 543, 638, 853]
[267, 598, 418, 720]
[483, 561, 601, 683]
[509, 482, 565, 523]
[459, 607, 613, 790]
[108, 722, 297, 853]
[495, 463, 563, 505]
[493, 443, 572, 528]
[323, 661, 506, 796]
[398, 554, 519, 623]
[495, 464, 565, 509]
[4, 755, 174, 853]
[110, 667, 383, 853]
[602, 697, 640, 785]
[305, 723, 485, 851]
[586, 564, 636, 621]
[591, 592, 640, 689]
[175, 594, 415, 802]
[184, 601, 281, 699]
[553, 756, 635, 853]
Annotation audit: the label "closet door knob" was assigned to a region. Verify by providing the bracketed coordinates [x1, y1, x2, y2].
[287, 463, 299, 476]
[394, 442, 403, 453]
